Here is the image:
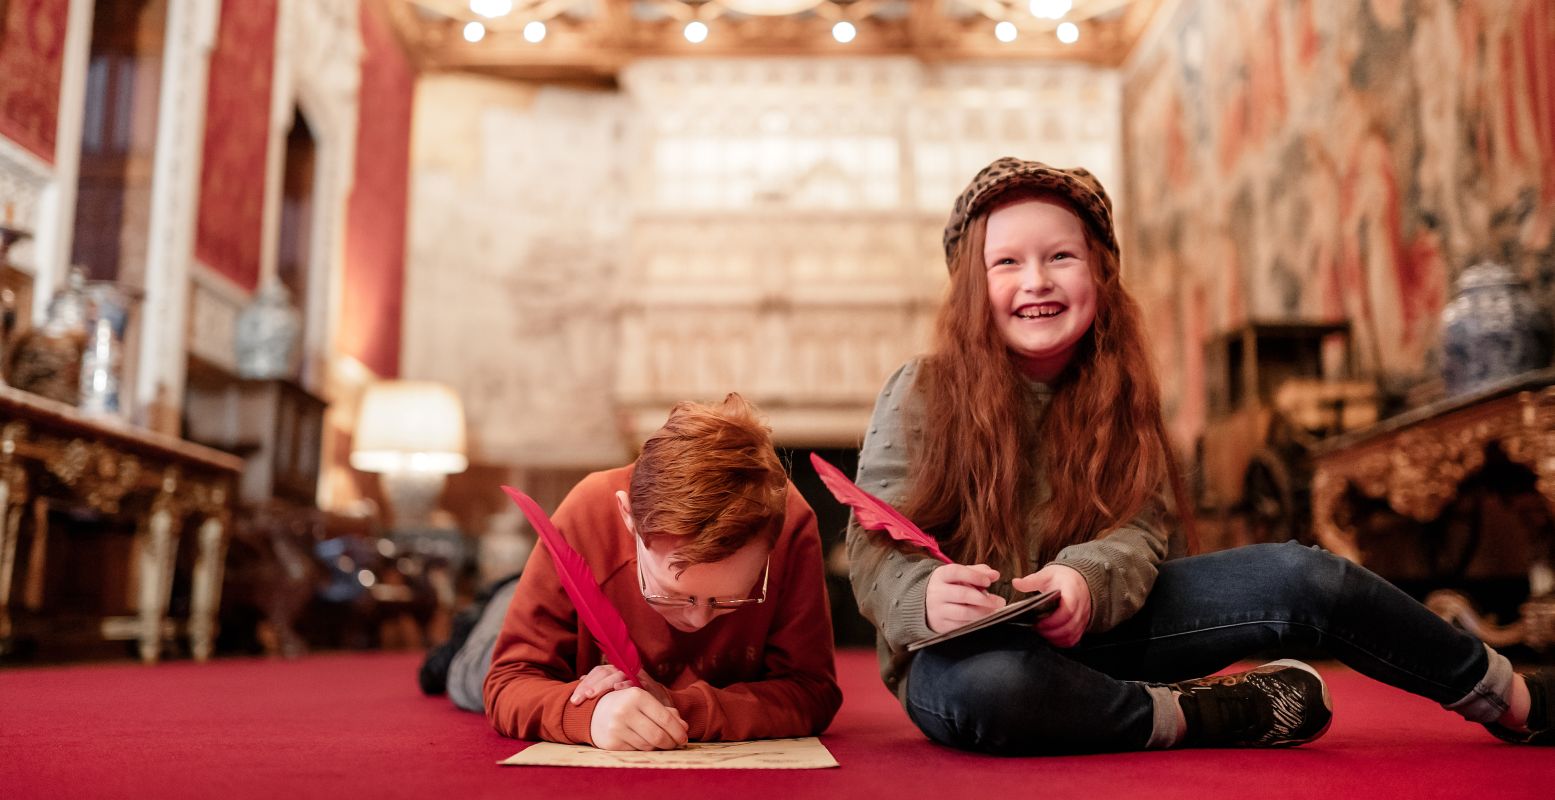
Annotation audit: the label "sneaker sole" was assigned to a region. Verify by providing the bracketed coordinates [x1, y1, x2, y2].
[1258, 659, 1333, 747]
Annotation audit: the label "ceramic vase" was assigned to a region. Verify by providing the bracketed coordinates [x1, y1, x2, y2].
[1440, 261, 1555, 396]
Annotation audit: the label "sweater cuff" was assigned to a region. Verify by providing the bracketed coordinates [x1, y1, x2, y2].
[669, 686, 712, 740]
[887, 561, 939, 647]
[561, 694, 603, 745]
[1051, 555, 1108, 632]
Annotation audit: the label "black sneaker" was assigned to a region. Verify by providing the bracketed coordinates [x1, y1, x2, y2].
[417, 573, 521, 696]
[1484, 669, 1553, 745]
[1174, 659, 1334, 747]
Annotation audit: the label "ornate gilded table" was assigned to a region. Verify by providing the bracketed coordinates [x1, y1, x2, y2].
[1309, 369, 1555, 649]
[0, 384, 241, 662]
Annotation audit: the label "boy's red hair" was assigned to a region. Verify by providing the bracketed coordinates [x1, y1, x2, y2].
[629, 393, 787, 572]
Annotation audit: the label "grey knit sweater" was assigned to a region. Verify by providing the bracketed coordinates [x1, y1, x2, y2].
[845, 358, 1181, 701]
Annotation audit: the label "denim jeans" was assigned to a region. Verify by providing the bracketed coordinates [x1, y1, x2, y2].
[904, 541, 1512, 755]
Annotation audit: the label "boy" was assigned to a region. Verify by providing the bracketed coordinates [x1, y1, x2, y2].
[481, 394, 841, 750]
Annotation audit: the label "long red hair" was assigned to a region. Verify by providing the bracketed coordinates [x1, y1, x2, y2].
[902, 192, 1193, 576]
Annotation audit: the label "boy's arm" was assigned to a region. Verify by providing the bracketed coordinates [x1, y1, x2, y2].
[664, 500, 843, 741]
[482, 518, 610, 743]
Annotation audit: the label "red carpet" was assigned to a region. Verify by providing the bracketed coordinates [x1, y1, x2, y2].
[3, 649, 1552, 799]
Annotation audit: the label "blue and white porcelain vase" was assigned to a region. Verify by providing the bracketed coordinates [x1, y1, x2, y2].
[234, 283, 301, 380]
[1440, 261, 1555, 397]
[77, 281, 143, 417]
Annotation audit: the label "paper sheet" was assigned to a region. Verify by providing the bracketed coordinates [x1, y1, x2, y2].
[499, 737, 839, 769]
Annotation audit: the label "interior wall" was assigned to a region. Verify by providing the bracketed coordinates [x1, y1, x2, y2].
[193, 0, 278, 292]
[338, 0, 410, 381]
[0, 0, 70, 166]
[404, 58, 1122, 472]
[403, 75, 631, 471]
[1123, 0, 1555, 445]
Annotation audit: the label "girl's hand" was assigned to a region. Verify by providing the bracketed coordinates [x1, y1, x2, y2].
[589, 687, 689, 751]
[570, 664, 633, 705]
[925, 563, 1007, 634]
[1012, 564, 1091, 647]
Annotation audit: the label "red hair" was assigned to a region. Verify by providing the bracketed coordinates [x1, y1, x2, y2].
[902, 192, 1193, 576]
[629, 393, 786, 572]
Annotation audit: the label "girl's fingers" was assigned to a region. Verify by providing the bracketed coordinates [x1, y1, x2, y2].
[944, 602, 1000, 625]
[938, 564, 999, 588]
[941, 585, 1006, 609]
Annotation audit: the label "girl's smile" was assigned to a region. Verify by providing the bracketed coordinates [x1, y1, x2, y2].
[983, 196, 1098, 381]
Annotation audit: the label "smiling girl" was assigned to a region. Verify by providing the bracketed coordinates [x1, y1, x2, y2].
[845, 157, 1552, 754]
[483, 394, 841, 750]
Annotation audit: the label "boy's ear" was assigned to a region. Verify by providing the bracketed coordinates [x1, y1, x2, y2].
[614, 490, 635, 535]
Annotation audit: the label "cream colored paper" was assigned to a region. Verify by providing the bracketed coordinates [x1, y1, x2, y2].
[499, 737, 839, 769]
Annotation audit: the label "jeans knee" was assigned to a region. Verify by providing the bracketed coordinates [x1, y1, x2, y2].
[908, 649, 1062, 753]
[1249, 541, 1346, 614]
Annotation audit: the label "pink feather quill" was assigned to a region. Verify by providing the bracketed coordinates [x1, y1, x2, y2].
[501, 485, 643, 687]
[809, 452, 952, 563]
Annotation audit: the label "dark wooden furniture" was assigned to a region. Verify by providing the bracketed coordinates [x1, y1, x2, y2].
[182, 356, 326, 507]
[0, 384, 241, 662]
[1310, 368, 1555, 650]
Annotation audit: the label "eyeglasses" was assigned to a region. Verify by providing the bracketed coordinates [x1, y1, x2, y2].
[636, 553, 770, 610]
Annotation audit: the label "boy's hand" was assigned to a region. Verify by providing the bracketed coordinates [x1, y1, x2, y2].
[590, 687, 690, 751]
[1012, 564, 1091, 648]
[925, 563, 1006, 634]
[570, 664, 633, 705]
[636, 670, 675, 708]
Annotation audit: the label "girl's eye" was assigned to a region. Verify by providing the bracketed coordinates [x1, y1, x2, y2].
[1052, 252, 1073, 261]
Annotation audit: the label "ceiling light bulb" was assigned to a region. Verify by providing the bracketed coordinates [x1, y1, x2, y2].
[832, 21, 856, 44]
[684, 20, 709, 44]
[463, 21, 485, 42]
[1057, 21, 1079, 44]
[995, 21, 1018, 43]
[469, 0, 513, 18]
[1029, 0, 1072, 20]
[524, 20, 546, 43]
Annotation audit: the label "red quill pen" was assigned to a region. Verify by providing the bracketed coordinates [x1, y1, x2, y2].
[808, 453, 952, 564]
[501, 485, 644, 687]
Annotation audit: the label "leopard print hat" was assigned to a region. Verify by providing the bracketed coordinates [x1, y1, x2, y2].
[941, 157, 1119, 268]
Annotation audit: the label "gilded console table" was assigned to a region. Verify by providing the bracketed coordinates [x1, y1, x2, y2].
[1309, 369, 1555, 649]
[0, 384, 241, 662]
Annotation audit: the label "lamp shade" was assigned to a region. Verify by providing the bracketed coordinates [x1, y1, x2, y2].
[350, 381, 469, 474]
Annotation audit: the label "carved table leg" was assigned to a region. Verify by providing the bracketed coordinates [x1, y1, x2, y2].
[0, 469, 18, 646]
[136, 478, 180, 664]
[1309, 470, 1361, 563]
[189, 514, 227, 661]
[0, 422, 26, 650]
[22, 496, 46, 609]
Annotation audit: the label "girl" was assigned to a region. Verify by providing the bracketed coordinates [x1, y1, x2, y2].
[846, 156, 1550, 754]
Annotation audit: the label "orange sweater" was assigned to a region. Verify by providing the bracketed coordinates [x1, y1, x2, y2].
[482, 466, 842, 744]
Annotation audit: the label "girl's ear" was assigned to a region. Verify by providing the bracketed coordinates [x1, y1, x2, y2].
[614, 490, 636, 535]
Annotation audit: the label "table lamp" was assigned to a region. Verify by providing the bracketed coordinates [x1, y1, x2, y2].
[350, 380, 468, 528]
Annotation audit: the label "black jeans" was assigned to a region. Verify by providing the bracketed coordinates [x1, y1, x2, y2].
[904, 542, 1503, 754]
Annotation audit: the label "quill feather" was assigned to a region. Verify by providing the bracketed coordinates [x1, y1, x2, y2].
[501, 485, 643, 687]
[808, 453, 952, 563]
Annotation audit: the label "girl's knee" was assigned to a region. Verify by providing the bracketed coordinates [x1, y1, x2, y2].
[909, 650, 1065, 752]
[1248, 540, 1348, 612]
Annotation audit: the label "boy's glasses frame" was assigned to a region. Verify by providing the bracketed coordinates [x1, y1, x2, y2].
[637, 555, 770, 610]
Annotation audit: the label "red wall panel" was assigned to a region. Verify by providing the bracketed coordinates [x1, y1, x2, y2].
[0, 0, 70, 164]
[339, 0, 412, 378]
[194, 0, 278, 291]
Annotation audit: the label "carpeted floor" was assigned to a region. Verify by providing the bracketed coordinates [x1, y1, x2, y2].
[2, 649, 1552, 799]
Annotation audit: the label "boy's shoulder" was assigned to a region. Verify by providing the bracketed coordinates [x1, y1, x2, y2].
[566, 466, 632, 502]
